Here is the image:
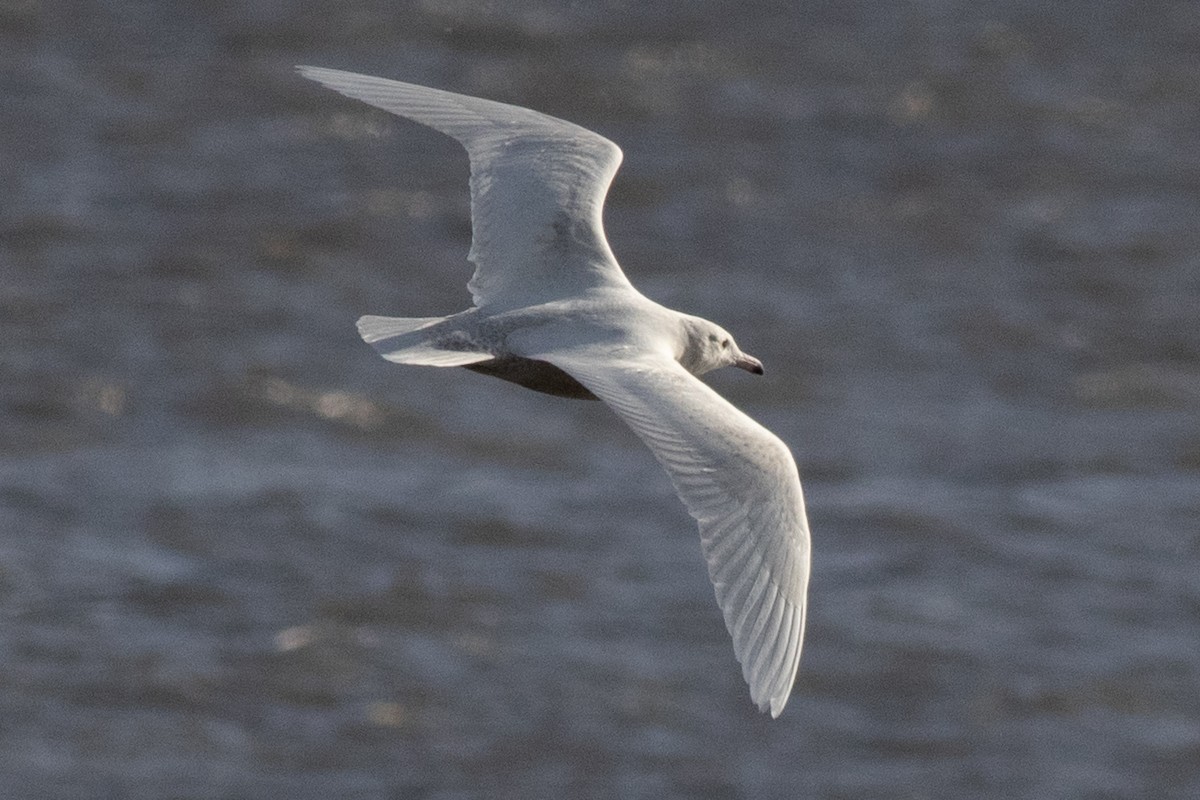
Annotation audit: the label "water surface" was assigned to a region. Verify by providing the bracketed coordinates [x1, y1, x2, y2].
[3, 1, 1199, 797]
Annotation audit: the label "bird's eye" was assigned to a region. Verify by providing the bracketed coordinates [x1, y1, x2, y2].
[722, 339, 730, 349]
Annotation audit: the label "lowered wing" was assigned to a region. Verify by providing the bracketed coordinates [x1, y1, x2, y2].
[546, 350, 811, 716]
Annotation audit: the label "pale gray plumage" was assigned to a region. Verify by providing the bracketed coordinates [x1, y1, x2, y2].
[299, 66, 811, 716]
[298, 66, 631, 310]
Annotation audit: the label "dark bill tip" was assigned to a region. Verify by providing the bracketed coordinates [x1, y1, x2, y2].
[735, 354, 765, 375]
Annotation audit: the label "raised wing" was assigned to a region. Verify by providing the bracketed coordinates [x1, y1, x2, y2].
[546, 351, 811, 716]
[298, 66, 634, 310]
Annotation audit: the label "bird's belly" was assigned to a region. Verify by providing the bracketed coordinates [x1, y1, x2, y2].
[464, 357, 599, 400]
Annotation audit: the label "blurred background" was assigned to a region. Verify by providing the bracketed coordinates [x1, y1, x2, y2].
[3, 1, 1199, 797]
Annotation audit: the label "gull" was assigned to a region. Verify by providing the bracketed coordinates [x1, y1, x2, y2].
[298, 66, 812, 717]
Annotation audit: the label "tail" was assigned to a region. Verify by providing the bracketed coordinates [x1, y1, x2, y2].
[357, 315, 494, 367]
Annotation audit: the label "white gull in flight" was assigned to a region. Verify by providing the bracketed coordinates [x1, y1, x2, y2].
[298, 66, 811, 717]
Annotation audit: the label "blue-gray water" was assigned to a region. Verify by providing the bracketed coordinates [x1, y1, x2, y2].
[3, 2, 1199, 797]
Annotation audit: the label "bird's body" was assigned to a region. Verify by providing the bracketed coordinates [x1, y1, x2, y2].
[300, 66, 811, 717]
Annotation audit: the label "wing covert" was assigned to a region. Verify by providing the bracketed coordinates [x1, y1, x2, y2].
[547, 352, 811, 716]
[298, 66, 633, 309]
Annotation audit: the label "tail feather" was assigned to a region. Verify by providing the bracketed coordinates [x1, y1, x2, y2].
[356, 315, 493, 367]
[357, 315, 443, 343]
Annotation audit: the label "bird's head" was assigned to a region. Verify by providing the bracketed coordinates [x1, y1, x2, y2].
[678, 316, 764, 377]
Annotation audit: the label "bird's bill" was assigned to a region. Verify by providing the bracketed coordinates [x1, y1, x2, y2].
[735, 353, 765, 375]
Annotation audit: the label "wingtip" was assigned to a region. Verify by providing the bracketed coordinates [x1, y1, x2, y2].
[753, 690, 788, 719]
[296, 65, 339, 84]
